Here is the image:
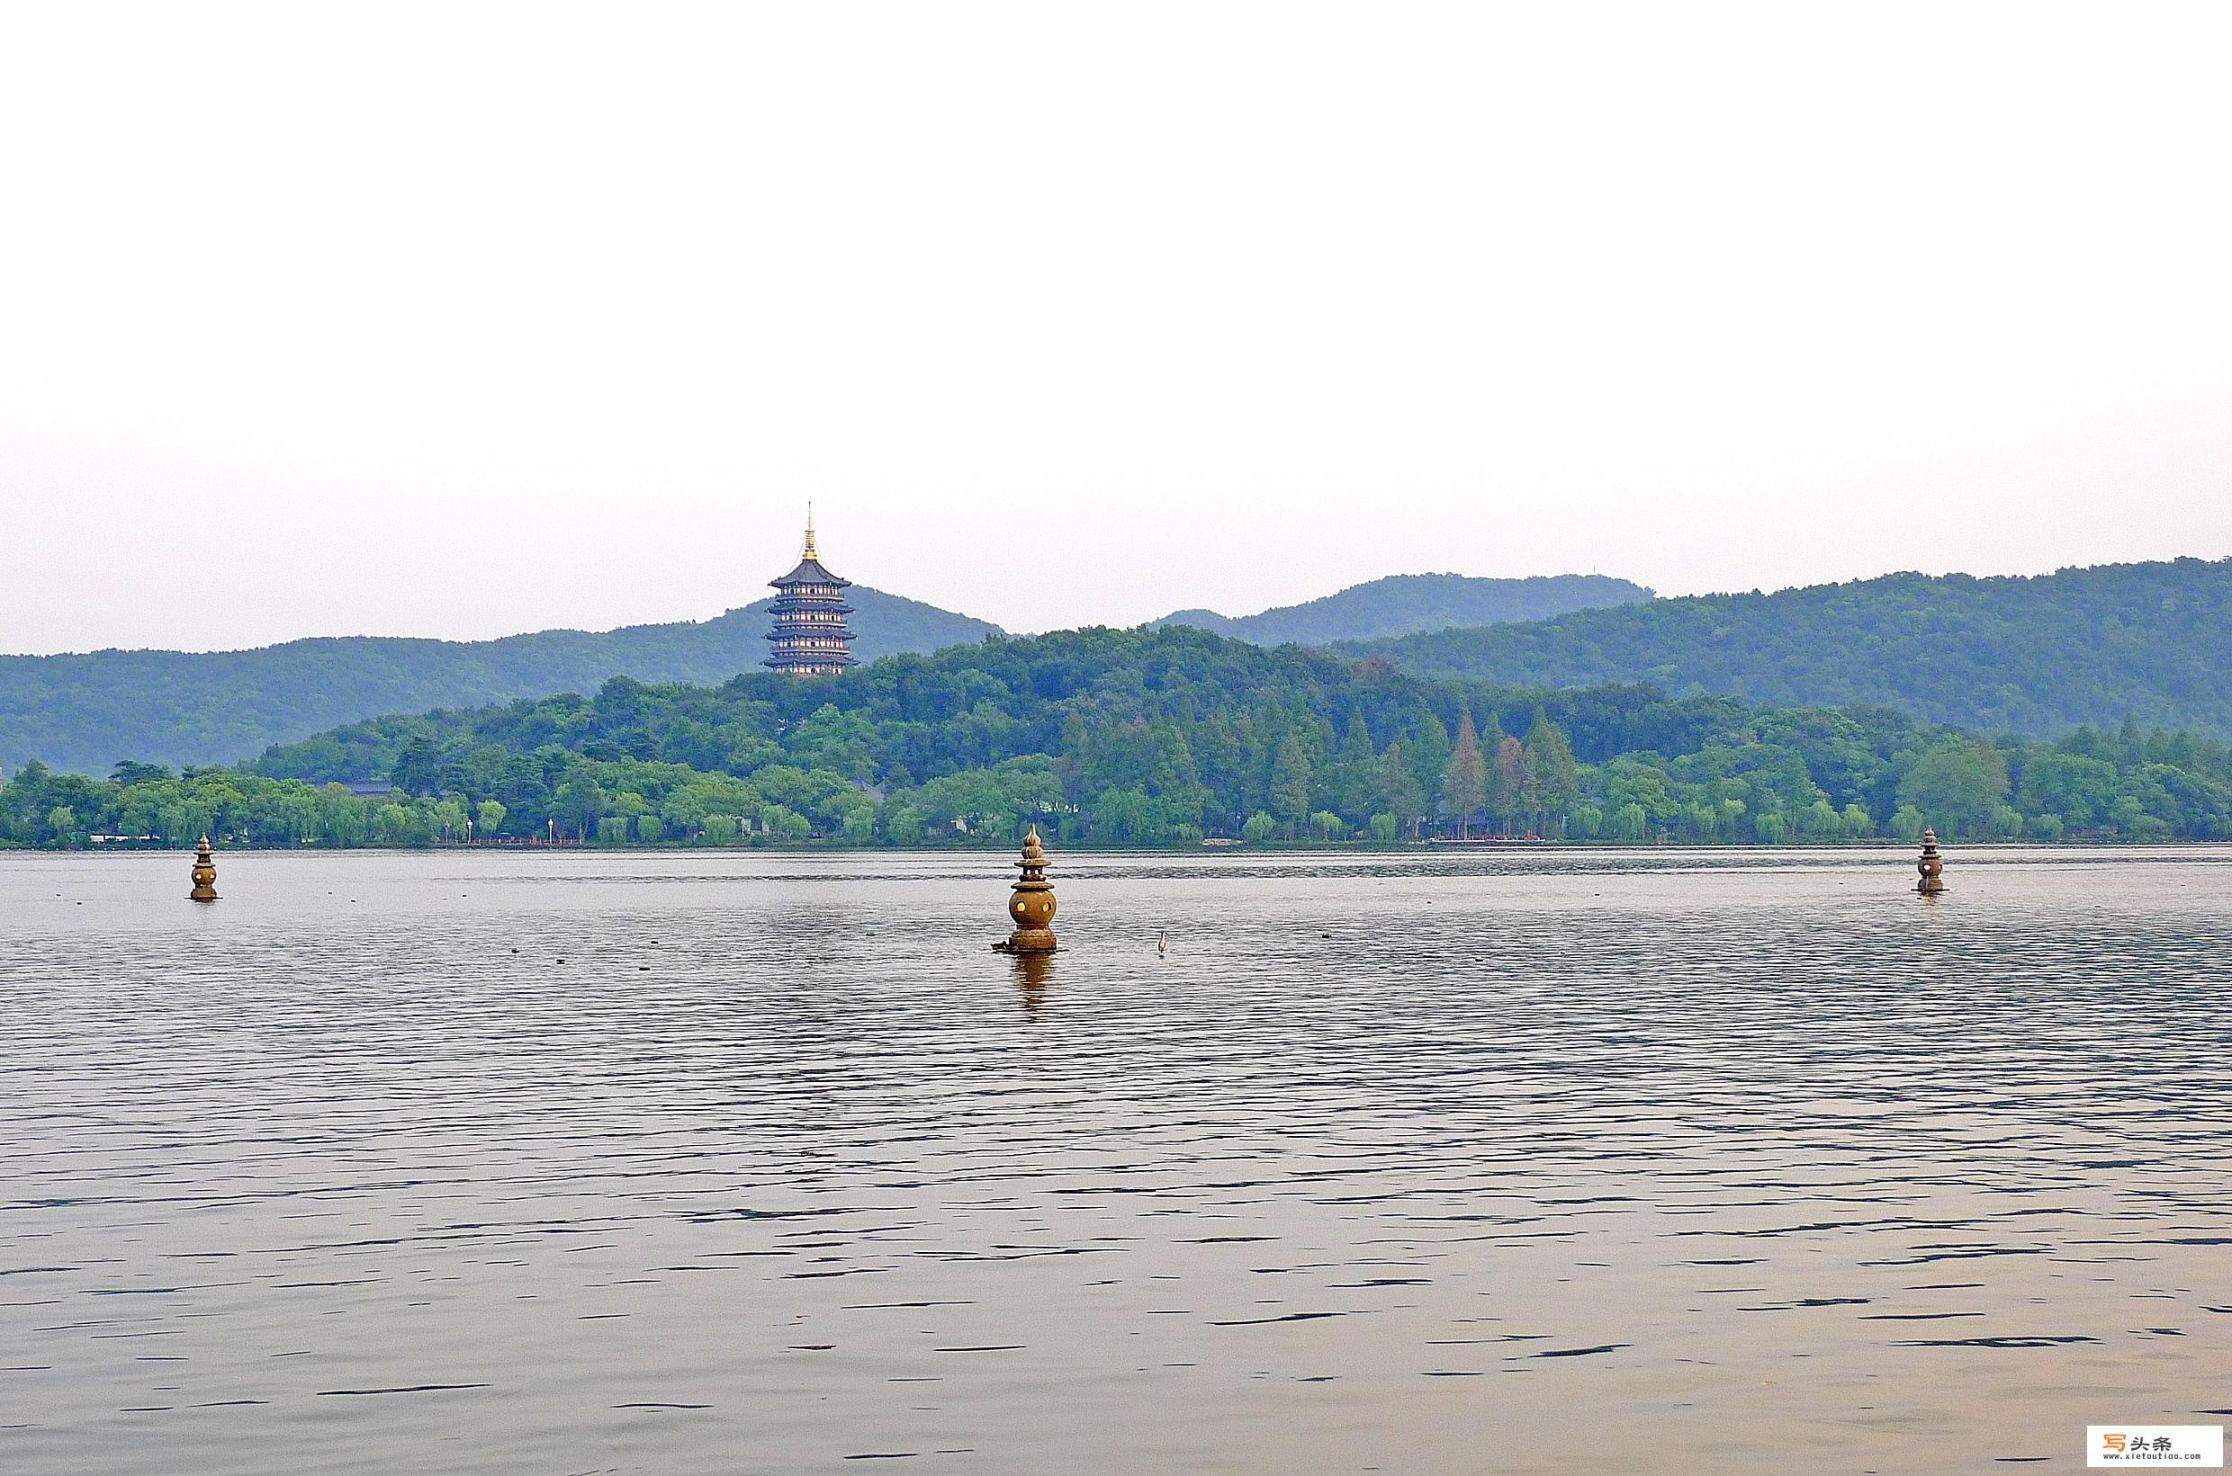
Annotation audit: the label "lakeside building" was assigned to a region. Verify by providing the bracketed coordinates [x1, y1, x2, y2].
[763, 512, 857, 677]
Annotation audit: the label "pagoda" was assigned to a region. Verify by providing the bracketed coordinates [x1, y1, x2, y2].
[763, 509, 857, 677]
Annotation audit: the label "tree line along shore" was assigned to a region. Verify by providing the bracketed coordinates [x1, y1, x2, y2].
[5, 626, 2230, 850]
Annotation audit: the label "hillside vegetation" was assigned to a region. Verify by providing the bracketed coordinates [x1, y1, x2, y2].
[0, 587, 1000, 775]
[10, 625, 2225, 850]
[1358, 558, 2232, 736]
[1156, 572, 1651, 645]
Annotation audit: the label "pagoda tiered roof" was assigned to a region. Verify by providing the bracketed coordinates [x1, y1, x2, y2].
[764, 510, 858, 675]
[771, 554, 850, 589]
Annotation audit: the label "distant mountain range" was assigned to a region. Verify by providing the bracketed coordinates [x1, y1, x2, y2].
[2, 571, 1655, 775]
[0, 587, 999, 775]
[1356, 557, 2232, 737]
[8, 555, 2230, 776]
[1155, 572, 1653, 645]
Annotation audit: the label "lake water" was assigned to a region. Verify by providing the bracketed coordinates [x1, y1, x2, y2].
[2, 847, 2228, 1475]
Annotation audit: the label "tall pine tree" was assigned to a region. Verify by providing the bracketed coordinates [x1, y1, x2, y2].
[1269, 735, 1313, 838]
[1523, 707, 1580, 835]
[1491, 734, 1525, 837]
[1441, 710, 1488, 839]
[1377, 739, 1428, 838]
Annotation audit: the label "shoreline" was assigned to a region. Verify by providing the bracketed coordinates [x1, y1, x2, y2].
[6, 837, 2224, 857]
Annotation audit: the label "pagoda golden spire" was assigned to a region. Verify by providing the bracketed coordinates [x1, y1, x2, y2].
[803, 503, 817, 560]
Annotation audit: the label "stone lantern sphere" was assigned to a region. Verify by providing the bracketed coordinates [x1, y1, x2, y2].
[999, 825, 1059, 953]
[189, 835, 219, 902]
[1915, 826, 1946, 895]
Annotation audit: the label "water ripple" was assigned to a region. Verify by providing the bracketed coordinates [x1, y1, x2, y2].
[3, 846, 2229, 1475]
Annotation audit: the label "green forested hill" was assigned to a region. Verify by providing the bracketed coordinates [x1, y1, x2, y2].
[1155, 572, 1652, 645]
[1356, 558, 2232, 736]
[8, 624, 2227, 849]
[5, 622, 2220, 850]
[0, 587, 1001, 775]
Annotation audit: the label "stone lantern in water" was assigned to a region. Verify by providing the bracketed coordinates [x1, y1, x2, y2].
[997, 825, 1058, 953]
[189, 835, 219, 902]
[1915, 827, 1946, 895]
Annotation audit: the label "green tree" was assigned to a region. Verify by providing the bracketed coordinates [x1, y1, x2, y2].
[1405, 710, 1451, 810]
[1375, 741, 1427, 838]
[1490, 735, 1526, 836]
[1089, 786, 1156, 844]
[1240, 810, 1278, 845]
[1269, 736, 1313, 838]
[2118, 712, 2147, 766]
[1522, 708, 1579, 834]
[1896, 739, 2011, 838]
[552, 775, 606, 841]
[376, 803, 424, 845]
[1441, 710, 1488, 838]
[2016, 752, 2118, 829]
[758, 804, 811, 841]
[390, 737, 442, 796]
[1331, 713, 1378, 819]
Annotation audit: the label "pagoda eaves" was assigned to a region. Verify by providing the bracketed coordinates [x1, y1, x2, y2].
[764, 512, 857, 677]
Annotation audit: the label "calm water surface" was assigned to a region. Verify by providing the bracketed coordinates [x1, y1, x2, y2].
[2, 847, 2228, 1475]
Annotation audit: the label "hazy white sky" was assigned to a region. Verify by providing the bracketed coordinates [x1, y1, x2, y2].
[3, 2, 2228, 654]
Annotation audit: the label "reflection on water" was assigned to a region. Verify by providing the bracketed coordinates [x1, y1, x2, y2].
[2, 847, 2229, 1475]
[1008, 949, 1056, 1020]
